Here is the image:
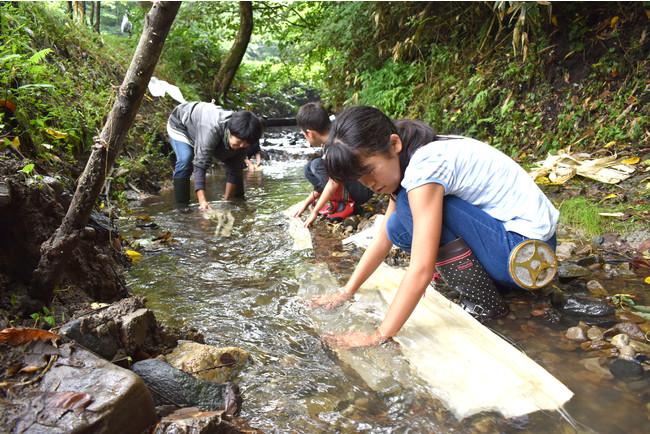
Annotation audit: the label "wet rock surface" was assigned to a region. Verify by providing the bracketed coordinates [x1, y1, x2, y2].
[131, 358, 242, 413]
[0, 340, 155, 433]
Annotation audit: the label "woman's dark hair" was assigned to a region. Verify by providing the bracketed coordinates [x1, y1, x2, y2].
[323, 106, 437, 185]
[393, 118, 438, 179]
[229, 111, 263, 144]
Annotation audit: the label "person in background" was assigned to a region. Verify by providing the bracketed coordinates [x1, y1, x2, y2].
[310, 106, 558, 348]
[293, 102, 374, 226]
[167, 102, 263, 210]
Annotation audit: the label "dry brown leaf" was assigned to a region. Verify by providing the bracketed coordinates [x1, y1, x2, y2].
[637, 239, 650, 253]
[0, 328, 60, 345]
[153, 231, 171, 241]
[44, 391, 94, 415]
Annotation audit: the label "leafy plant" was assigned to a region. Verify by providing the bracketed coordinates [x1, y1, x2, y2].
[31, 306, 56, 327]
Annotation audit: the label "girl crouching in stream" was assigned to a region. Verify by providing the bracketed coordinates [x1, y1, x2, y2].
[310, 106, 559, 349]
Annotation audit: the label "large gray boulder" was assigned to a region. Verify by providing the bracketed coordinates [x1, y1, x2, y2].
[9, 342, 155, 433]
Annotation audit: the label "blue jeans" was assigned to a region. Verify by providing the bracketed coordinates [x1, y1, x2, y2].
[170, 137, 194, 179]
[385, 188, 557, 290]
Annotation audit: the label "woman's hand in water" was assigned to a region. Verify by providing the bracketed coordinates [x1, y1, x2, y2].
[322, 331, 380, 349]
[309, 289, 352, 309]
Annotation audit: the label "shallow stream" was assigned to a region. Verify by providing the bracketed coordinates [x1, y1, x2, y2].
[122, 130, 648, 433]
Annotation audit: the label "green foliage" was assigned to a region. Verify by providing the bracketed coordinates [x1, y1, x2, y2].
[556, 196, 604, 239]
[353, 60, 424, 117]
[31, 306, 56, 327]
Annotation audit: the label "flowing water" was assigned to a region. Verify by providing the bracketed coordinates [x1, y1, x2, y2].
[122, 130, 648, 433]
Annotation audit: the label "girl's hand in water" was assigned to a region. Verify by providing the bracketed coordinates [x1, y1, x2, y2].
[308, 289, 352, 309]
[302, 212, 318, 228]
[199, 201, 212, 211]
[322, 331, 378, 349]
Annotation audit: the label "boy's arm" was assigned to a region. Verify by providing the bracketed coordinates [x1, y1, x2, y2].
[293, 190, 318, 217]
[303, 179, 339, 227]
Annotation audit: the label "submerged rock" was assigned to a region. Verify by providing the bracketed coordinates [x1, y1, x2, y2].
[609, 359, 644, 381]
[154, 407, 243, 433]
[552, 293, 615, 317]
[160, 340, 250, 383]
[132, 358, 242, 414]
[604, 322, 648, 342]
[557, 262, 592, 279]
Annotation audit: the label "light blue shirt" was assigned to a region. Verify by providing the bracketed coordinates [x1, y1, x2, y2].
[402, 136, 559, 240]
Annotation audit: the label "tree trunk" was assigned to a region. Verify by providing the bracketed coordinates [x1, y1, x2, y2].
[31, 1, 181, 304]
[94, 1, 101, 34]
[90, 2, 94, 26]
[212, 1, 253, 102]
[79, 1, 86, 25]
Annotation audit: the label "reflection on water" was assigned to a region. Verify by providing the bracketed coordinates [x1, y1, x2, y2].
[122, 139, 648, 433]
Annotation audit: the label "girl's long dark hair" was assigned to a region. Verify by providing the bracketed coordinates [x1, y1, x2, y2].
[323, 106, 437, 188]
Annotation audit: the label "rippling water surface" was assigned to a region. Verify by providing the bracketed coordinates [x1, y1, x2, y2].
[122, 132, 648, 433]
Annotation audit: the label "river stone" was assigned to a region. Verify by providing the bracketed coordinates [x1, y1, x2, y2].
[552, 293, 615, 317]
[557, 262, 592, 278]
[565, 326, 587, 341]
[580, 357, 614, 380]
[581, 340, 614, 351]
[555, 242, 577, 260]
[586, 280, 608, 296]
[121, 308, 156, 355]
[639, 321, 650, 334]
[131, 358, 242, 413]
[160, 340, 249, 383]
[628, 339, 650, 354]
[615, 311, 646, 323]
[577, 255, 604, 267]
[619, 345, 636, 360]
[609, 359, 644, 381]
[154, 407, 239, 433]
[586, 327, 604, 341]
[604, 322, 647, 342]
[60, 317, 121, 360]
[23, 342, 155, 433]
[611, 333, 630, 348]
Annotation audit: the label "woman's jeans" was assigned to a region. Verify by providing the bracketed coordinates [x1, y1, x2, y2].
[385, 189, 557, 290]
[170, 137, 194, 179]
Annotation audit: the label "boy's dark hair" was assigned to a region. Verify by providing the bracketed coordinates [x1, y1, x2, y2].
[229, 111, 263, 144]
[296, 102, 330, 135]
[324, 106, 437, 187]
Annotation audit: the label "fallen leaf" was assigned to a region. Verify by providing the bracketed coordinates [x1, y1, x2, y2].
[630, 259, 650, 269]
[125, 250, 142, 260]
[637, 239, 650, 253]
[645, 276, 650, 285]
[44, 391, 94, 415]
[152, 232, 171, 241]
[0, 328, 60, 345]
[621, 156, 640, 164]
[599, 212, 625, 217]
